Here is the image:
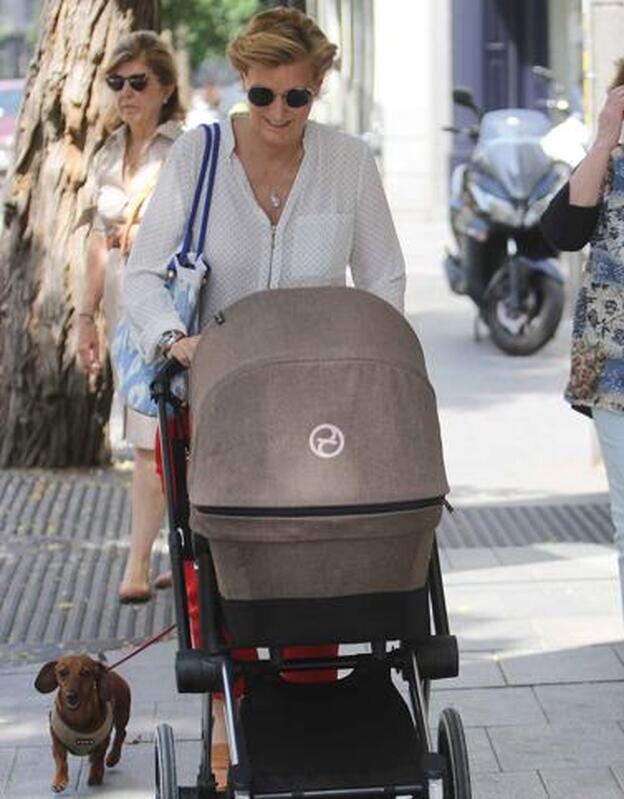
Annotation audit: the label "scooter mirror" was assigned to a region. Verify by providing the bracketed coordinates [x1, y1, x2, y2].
[532, 64, 555, 81]
[452, 87, 482, 118]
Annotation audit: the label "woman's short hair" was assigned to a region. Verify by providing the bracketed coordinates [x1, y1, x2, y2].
[228, 8, 337, 79]
[104, 30, 184, 123]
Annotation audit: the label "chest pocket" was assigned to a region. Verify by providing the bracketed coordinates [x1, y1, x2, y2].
[290, 213, 354, 285]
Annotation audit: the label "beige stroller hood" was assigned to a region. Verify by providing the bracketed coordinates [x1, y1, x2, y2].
[189, 287, 447, 509]
[188, 287, 448, 603]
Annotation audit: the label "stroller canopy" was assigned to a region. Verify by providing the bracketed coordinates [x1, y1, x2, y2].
[188, 287, 448, 511]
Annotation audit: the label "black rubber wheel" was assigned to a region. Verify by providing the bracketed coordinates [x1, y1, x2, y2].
[437, 708, 471, 799]
[155, 723, 178, 799]
[483, 269, 564, 356]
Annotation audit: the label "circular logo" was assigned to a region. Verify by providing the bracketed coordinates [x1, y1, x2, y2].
[309, 423, 345, 459]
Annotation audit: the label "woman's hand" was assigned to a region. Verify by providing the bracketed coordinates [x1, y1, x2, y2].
[106, 224, 124, 250]
[595, 86, 624, 152]
[167, 335, 200, 367]
[569, 87, 624, 206]
[77, 317, 101, 375]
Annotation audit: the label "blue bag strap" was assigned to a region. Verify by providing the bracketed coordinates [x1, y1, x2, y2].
[196, 122, 221, 254]
[179, 122, 220, 262]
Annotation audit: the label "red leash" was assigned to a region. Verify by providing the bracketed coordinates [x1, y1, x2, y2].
[105, 624, 177, 672]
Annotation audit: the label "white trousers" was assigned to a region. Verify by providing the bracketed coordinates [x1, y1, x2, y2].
[593, 407, 624, 614]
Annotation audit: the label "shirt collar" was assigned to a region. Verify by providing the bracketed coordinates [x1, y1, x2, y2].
[109, 119, 182, 147]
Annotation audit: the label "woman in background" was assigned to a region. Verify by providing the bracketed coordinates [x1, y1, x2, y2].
[77, 31, 184, 603]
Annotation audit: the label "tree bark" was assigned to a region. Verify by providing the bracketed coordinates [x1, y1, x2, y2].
[0, 0, 159, 467]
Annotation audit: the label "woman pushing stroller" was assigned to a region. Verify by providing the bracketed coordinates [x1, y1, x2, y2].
[123, 5, 407, 785]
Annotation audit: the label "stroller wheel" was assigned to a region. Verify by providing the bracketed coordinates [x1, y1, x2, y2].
[437, 708, 471, 799]
[155, 723, 179, 799]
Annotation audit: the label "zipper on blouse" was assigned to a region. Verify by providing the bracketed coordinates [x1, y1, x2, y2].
[268, 224, 276, 287]
[196, 496, 446, 518]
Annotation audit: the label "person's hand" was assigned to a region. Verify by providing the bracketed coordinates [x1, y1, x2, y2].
[167, 335, 200, 367]
[595, 86, 624, 152]
[77, 317, 101, 376]
[106, 224, 124, 250]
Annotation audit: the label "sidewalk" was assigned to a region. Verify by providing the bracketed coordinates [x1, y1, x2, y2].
[0, 519, 622, 798]
[0, 216, 622, 798]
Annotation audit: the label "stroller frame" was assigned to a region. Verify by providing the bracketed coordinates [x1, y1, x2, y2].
[152, 362, 471, 799]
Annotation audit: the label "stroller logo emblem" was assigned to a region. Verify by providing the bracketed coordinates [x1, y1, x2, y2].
[309, 424, 345, 458]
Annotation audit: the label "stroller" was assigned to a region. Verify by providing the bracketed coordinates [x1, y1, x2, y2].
[152, 287, 471, 799]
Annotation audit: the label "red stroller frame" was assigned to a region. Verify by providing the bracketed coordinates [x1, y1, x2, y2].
[152, 359, 472, 799]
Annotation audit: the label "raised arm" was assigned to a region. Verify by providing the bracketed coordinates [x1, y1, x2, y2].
[569, 85, 624, 206]
[124, 128, 204, 362]
[350, 145, 406, 314]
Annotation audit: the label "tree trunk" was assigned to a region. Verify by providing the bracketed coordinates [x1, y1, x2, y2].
[0, 0, 160, 467]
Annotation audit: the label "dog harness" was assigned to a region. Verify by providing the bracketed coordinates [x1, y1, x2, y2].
[49, 700, 113, 756]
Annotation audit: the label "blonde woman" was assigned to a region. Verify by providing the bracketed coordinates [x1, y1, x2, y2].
[123, 7, 407, 784]
[77, 31, 184, 603]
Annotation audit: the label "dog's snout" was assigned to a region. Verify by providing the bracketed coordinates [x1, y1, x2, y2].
[65, 690, 79, 707]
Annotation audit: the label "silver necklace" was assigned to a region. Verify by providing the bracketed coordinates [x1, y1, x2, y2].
[267, 147, 303, 210]
[269, 187, 282, 210]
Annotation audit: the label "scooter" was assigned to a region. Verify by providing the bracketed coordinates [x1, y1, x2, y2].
[443, 87, 570, 356]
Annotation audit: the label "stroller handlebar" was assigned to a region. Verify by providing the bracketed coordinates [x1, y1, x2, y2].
[150, 357, 187, 399]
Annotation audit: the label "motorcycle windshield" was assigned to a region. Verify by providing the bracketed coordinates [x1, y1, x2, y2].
[473, 110, 552, 200]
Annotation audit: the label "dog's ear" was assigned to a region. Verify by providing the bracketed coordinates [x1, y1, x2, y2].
[95, 662, 112, 702]
[34, 661, 58, 693]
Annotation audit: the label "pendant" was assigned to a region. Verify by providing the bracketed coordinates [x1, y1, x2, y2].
[269, 189, 281, 209]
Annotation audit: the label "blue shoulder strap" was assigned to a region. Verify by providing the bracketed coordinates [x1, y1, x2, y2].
[179, 122, 221, 264]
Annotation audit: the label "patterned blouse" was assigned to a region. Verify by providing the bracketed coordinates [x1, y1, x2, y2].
[541, 147, 624, 414]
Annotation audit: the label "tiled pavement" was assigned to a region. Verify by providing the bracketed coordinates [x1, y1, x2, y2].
[1, 536, 623, 797]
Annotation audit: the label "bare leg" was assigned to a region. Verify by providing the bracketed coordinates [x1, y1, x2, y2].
[212, 698, 230, 786]
[119, 447, 164, 601]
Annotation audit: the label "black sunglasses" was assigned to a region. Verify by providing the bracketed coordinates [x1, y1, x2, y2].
[106, 73, 149, 92]
[247, 85, 312, 109]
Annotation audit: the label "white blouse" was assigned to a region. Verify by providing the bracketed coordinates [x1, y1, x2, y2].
[124, 115, 406, 362]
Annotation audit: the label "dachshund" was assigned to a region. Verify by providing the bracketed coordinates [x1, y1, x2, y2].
[34, 654, 131, 792]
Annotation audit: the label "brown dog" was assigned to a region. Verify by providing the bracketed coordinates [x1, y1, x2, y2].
[34, 654, 131, 792]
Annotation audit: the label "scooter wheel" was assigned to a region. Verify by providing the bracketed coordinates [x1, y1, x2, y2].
[484, 271, 564, 356]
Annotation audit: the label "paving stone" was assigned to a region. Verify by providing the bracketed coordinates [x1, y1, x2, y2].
[488, 722, 624, 770]
[539, 767, 624, 798]
[430, 687, 546, 727]
[4, 745, 82, 795]
[535, 682, 624, 724]
[499, 645, 624, 686]
[611, 642, 624, 666]
[463, 727, 499, 774]
[439, 651, 506, 690]
[75, 738, 200, 796]
[445, 579, 618, 621]
[0, 749, 15, 793]
[453, 618, 542, 653]
[443, 547, 502, 574]
[471, 770, 548, 799]
[611, 763, 624, 792]
[0, 706, 50, 748]
[115, 660, 178, 705]
[532, 617, 623, 650]
[492, 543, 617, 579]
[155, 698, 204, 741]
[125, 701, 156, 742]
